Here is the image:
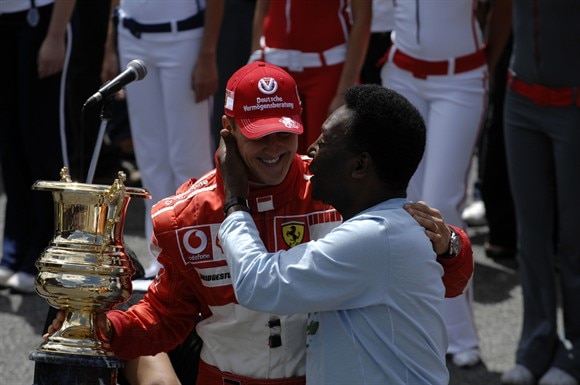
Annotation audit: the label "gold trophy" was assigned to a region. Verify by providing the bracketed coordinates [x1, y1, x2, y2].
[29, 167, 150, 385]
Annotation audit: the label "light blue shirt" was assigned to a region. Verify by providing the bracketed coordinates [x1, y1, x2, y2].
[219, 198, 448, 385]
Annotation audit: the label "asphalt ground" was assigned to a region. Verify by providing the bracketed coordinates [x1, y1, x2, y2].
[0, 170, 523, 385]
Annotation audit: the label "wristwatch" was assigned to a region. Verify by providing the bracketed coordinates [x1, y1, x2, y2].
[439, 228, 461, 258]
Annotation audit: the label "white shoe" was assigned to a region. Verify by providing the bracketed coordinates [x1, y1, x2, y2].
[461, 200, 487, 226]
[539, 367, 578, 385]
[0, 266, 16, 286]
[6, 271, 36, 294]
[451, 348, 481, 367]
[501, 365, 535, 385]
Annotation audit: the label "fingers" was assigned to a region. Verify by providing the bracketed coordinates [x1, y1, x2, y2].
[408, 209, 442, 238]
[192, 59, 218, 102]
[404, 200, 442, 219]
[419, 217, 443, 241]
[44, 309, 66, 339]
[219, 128, 232, 140]
[218, 129, 239, 161]
[193, 81, 211, 102]
[405, 201, 450, 254]
[49, 316, 62, 332]
[217, 129, 248, 198]
[217, 130, 233, 161]
[405, 204, 444, 230]
[194, 81, 217, 102]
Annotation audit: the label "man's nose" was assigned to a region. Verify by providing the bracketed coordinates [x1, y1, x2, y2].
[306, 142, 317, 157]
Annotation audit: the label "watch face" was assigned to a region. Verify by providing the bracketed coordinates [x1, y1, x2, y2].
[450, 231, 460, 256]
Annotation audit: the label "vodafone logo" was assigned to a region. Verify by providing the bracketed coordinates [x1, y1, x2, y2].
[176, 225, 216, 264]
[183, 229, 208, 254]
[258, 77, 278, 95]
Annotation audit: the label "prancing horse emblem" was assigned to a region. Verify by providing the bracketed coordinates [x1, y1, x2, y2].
[282, 221, 305, 248]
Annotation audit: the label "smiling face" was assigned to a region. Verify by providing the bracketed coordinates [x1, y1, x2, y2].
[307, 106, 355, 209]
[226, 117, 299, 186]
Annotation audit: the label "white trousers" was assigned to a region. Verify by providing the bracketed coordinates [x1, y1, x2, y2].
[381, 63, 487, 353]
[118, 27, 214, 244]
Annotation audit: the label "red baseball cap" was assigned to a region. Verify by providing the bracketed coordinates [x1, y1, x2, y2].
[224, 61, 303, 139]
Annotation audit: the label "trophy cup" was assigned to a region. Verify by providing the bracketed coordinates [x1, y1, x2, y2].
[29, 167, 150, 385]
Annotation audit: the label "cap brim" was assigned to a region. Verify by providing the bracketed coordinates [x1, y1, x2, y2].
[236, 115, 303, 139]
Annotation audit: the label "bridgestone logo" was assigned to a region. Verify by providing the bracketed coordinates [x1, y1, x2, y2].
[199, 272, 231, 281]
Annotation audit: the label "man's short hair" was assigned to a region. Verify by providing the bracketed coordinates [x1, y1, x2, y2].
[343, 84, 426, 190]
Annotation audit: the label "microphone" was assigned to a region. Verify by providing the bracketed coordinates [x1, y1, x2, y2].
[83, 59, 147, 108]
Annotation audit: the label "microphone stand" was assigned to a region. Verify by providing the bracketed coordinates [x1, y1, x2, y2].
[85, 97, 113, 184]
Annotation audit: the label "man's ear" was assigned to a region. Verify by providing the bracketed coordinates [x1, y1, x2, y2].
[351, 152, 371, 179]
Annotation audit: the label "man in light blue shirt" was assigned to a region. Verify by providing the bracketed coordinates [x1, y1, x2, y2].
[217, 83, 448, 384]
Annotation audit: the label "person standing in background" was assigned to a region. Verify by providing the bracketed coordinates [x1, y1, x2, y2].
[250, 0, 371, 154]
[101, 0, 224, 278]
[359, 0, 394, 85]
[500, 1, 580, 384]
[478, 33, 517, 261]
[463, 0, 517, 261]
[0, 0, 76, 293]
[210, 0, 256, 151]
[64, 0, 111, 182]
[380, 0, 512, 368]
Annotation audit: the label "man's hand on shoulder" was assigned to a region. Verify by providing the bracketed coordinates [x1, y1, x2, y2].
[404, 201, 451, 255]
[404, 201, 474, 298]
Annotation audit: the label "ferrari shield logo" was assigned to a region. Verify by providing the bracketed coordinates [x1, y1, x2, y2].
[282, 221, 305, 248]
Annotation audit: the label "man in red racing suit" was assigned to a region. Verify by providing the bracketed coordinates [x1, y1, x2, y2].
[106, 153, 473, 384]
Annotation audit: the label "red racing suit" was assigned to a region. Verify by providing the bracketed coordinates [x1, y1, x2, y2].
[107, 154, 472, 384]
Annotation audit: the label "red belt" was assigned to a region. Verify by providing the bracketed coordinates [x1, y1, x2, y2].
[507, 72, 580, 107]
[197, 360, 306, 385]
[390, 47, 487, 79]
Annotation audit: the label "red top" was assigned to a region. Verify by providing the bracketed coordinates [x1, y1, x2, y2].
[263, 0, 350, 51]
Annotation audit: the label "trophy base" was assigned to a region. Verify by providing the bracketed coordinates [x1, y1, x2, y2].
[30, 350, 123, 385]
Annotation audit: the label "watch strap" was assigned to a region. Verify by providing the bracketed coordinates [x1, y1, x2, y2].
[223, 197, 250, 215]
[438, 228, 461, 258]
